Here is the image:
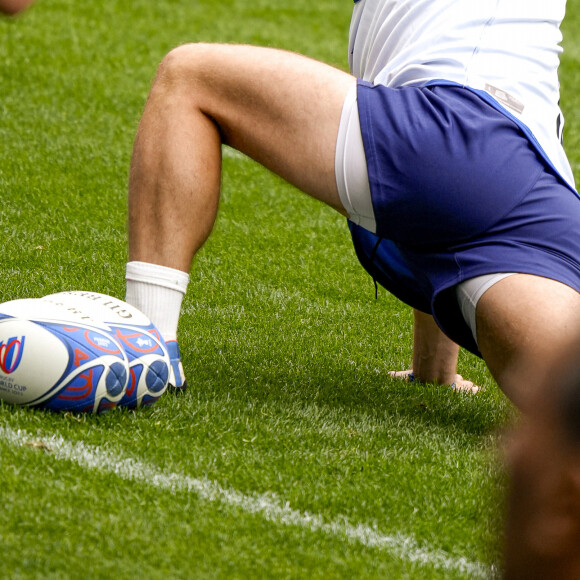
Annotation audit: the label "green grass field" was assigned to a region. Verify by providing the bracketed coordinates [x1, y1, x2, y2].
[1, 1, 579, 578]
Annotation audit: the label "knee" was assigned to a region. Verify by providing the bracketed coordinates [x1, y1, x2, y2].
[155, 43, 214, 88]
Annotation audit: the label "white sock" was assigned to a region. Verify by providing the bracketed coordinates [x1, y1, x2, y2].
[125, 261, 189, 343]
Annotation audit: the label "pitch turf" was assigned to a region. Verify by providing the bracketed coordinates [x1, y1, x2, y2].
[1, 0, 578, 577]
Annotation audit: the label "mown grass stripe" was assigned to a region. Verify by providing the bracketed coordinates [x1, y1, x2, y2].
[0, 425, 493, 579]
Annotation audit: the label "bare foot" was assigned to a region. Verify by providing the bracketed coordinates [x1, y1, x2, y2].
[388, 369, 480, 394]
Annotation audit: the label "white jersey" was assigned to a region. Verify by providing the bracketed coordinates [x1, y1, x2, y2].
[349, 0, 575, 189]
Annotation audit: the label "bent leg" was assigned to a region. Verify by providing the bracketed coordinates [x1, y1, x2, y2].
[476, 274, 580, 410]
[129, 43, 355, 272]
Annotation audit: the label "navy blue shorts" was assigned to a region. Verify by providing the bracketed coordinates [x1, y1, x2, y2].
[351, 81, 580, 355]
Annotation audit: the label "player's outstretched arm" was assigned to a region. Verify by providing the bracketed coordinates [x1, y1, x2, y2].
[388, 309, 480, 393]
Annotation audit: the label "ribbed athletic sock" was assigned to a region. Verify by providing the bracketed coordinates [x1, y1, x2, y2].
[125, 261, 189, 343]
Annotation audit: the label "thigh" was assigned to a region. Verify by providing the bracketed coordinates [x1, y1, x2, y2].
[476, 274, 580, 410]
[160, 43, 357, 213]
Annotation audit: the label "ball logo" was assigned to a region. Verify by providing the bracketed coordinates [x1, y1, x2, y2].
[0, 336, 25, 374]
[84, 330, 120, 354]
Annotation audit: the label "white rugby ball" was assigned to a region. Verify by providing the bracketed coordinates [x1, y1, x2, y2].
[0, 298, 129, 413]
[42, 291, 170, 408]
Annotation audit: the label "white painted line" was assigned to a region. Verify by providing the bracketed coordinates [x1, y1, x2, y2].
[0, 425, 493, 578]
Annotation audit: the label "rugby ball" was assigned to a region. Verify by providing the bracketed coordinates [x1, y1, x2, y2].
[42, 291, 170, 408]
[0, 298, 129, 413]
